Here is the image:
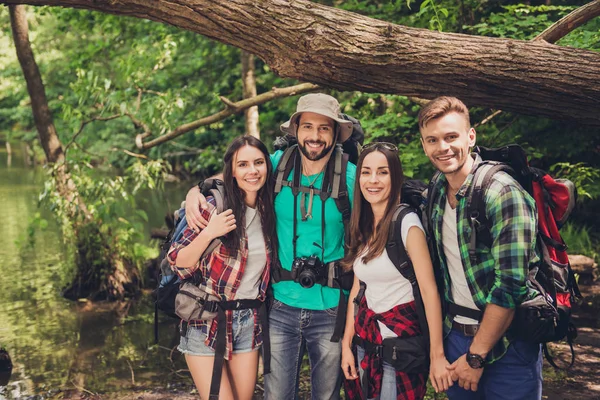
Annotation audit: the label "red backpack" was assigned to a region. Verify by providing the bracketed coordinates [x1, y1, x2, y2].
[467, 145, 581, 368]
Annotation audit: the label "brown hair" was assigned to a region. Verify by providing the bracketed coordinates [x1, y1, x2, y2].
[222, 136, 277, 257]
[418, 96, 470, 130]
[342, 145, 404, 270]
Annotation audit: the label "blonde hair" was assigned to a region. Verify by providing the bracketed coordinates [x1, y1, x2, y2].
[418, 96, 470, 129]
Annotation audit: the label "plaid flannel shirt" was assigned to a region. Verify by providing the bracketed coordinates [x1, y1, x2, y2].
[429, 154, 539, 363]
[167, 196, 271, 360]
[344, 296, 427, 400]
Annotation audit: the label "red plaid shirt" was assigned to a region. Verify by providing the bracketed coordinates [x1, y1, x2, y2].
[167, 197, 271, 360]
[345, 296, 427, 400]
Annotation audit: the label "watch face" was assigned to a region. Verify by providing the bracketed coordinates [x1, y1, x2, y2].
[467, 353, 484, 369]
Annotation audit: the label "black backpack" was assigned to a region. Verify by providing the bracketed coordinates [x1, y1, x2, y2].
[153, 179, 226, 343]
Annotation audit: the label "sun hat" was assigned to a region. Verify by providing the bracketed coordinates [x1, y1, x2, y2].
[280, 93, 353, 143]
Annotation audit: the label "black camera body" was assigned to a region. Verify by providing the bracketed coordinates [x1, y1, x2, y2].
[290, 256, 326, 288]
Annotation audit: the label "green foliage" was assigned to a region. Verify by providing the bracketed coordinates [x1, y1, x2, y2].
[560, 222, 598, 261]
[39, 159, 170, 277]
[418, 0, 449, 31]
[467, 4, 577, 40]
[550, 162, 600, 201]
[14, 212, 49, 249]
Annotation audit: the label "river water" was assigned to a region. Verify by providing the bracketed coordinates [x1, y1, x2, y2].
[0, 145, 192, 398]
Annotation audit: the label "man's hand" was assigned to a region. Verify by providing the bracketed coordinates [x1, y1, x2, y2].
[446, 354, 484, 392]
[341, 346, 358, 380]
[429, 356, 453, 393]
[185, 186, 209, 231]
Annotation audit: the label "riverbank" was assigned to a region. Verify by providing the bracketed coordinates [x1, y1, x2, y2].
[15, 279, 600, 400]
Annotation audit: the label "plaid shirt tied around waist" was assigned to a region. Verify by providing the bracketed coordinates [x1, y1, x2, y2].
[429, 154, 539, 363]
[167, 197, 271, 360]
[345, 296, 427, 400]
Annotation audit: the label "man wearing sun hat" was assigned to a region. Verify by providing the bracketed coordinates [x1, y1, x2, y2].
[185, 93, 356, 399]
[264, 93, 356, 400]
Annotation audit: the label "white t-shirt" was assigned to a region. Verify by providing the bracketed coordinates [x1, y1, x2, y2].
[442, 200, 480, 325]
[353, 212, 424, 339]
[235, 206, 268, 299]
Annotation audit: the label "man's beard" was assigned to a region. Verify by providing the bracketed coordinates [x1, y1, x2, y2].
[299, 140, 335, 161]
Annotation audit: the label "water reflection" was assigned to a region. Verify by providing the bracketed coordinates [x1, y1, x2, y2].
[0, 145, 191, 397]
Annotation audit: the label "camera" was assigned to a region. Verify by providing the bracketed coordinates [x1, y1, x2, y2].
[290, 256, 326, 289]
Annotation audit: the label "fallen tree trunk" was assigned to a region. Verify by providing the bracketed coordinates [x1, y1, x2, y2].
[2, 0, 600, 125]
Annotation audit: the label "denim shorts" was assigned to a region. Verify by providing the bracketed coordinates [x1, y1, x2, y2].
[178, 308, 258, 356]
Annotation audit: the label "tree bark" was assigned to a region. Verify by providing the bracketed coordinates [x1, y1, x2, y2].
[2, 0, 600, 125]
[241, 51, 260, 138]
[9, 5, 64, 164]
[9, 4, 140, 302]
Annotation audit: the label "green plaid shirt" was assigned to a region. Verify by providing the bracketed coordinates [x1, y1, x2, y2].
[429, 154, 539, 363]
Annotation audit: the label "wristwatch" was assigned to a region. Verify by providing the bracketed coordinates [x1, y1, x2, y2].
[466, 351, 486, 369]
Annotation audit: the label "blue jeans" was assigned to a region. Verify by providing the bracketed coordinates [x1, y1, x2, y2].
[177, 309, 256, 356]
[264, 299, 342, 400]
[445, 329, 543, 400]
[356, 346, 397, 400]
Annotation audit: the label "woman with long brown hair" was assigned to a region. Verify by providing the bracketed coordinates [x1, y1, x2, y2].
[341, 143, 452, 399]
[168, 135, 276, 400]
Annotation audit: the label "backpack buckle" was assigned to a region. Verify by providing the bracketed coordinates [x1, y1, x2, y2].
[201, 299, 219, 313]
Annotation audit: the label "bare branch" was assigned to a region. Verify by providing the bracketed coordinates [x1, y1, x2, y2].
[64, 114, 121, 155]
[473, 110, 502, 128]
[138, 82, 320, 149]
[219, 95, 239, 111]
[535, 0, 600, 44]
[474, 1, 600, 127]
[114, 148, 149, 159]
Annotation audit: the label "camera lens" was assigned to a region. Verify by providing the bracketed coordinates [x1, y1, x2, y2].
[298, 270, 316, 288]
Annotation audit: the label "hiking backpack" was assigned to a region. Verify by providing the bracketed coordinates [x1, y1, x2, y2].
[455, 144, 581, 368]
[153, 179, 226, 342]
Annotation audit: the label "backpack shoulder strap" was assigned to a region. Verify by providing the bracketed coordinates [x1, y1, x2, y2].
[386, 203, 430, 339]
[203, 190, 226, 257]
[386, 204, 417, 284]
[333, 148, 351, 224]
[467, 162, 513, 263]
[274, 145, 298, 195]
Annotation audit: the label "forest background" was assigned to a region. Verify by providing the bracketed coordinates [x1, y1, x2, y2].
[0, 0, 599, 398]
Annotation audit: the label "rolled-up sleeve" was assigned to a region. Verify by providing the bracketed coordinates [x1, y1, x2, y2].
[485, 183, 538, 308]
[167, 203, 215, 280]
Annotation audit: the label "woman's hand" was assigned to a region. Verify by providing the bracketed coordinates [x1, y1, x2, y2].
[185, 186, 209, 231]
[429, 356, 453, 393]
[202, 209, 236, 240]
[341, 345, 358, 380]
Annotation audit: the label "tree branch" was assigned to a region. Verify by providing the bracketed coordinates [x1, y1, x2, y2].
[138, 82, 320, 149]
[535, 0, 600, 44]
[2, 0, 599, 125]
[64, 114, 121, 155]
[474, 1, 600, 127]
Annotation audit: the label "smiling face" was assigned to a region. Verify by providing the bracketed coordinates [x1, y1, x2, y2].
[232, 144, 268, 199]
[359, 151, 392, 208]
[420, 112, 476, 181]
[296, 112, 336, 161]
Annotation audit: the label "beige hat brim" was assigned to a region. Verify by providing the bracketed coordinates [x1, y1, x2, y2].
[280, 112, 354, 143]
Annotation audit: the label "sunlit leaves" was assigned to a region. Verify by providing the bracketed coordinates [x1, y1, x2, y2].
[550, 162, 600, 201]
